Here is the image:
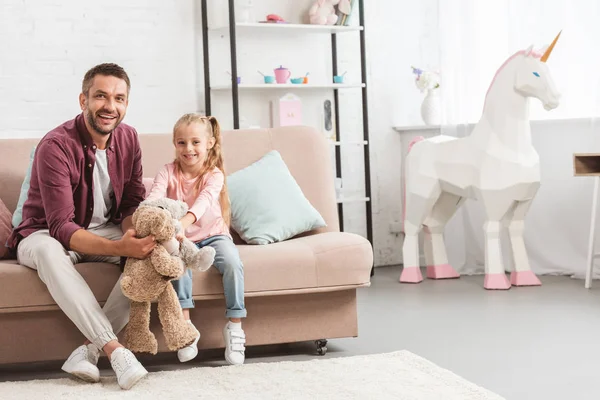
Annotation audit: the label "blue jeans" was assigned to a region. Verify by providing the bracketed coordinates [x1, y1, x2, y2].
[171, 235, 247, 319]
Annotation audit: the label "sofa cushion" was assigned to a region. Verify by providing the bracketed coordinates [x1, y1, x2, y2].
[0, 199, 12, 259]
[0, 232, 372, 311]
[227, 150, 326, 245]
[12, 146, 36, 228]
[0, 260, 121, 311]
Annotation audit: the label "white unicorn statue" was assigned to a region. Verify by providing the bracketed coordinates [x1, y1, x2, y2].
[400, 32, 562, 290]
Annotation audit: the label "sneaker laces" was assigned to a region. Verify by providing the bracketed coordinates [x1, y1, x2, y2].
[111, 348, 134, 375]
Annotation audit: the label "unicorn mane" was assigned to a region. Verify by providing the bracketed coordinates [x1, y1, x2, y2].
[483, 48, 543, 111]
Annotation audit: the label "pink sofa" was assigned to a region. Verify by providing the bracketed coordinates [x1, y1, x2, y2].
[0, 125, 373, 365]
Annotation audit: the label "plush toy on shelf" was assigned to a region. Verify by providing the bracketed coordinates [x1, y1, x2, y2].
[309, 0, 340, 25]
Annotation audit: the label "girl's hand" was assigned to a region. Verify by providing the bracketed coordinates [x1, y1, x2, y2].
[176, 233, 185, 242]
[179, 212, 197, 231]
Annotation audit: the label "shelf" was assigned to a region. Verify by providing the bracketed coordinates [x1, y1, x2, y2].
[209, 22, 363, 34]
[331, 141, 368, 146]
[574, 154, 600, 176]
[393, 124, 442, 132]
[336, 196, 370, 204]
[211, 83, 365, 90]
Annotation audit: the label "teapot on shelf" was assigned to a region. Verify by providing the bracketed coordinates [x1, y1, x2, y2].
[274, 65, 291, 83]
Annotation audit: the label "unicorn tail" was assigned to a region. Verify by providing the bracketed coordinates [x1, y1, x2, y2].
[402, 136, 425, 232]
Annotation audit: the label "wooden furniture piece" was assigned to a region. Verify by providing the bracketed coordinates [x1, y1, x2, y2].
[573, 153, 600, 288]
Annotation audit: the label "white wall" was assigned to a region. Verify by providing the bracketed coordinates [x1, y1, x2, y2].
[11, 0, 594, 277]
[0, 0, 198, 138]
[1, 0, 436, 268]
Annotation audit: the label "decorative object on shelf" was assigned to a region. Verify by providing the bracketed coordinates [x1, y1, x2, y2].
[334, 0, 356, 26]
[303, 72, 310, 84]
[274, 65, 291, 83]
[333, 71, 347, 83]
[290, 77, 304, 84]
[420, 88, 441, 125]
[309, 0, 340, 25]
[400, 32, 562, 290]
[227, 71, 241, 84]
[271, 93, 303, 127]
[262, 14, 286, 23]
[258, 70, 275, 84]
[322, 100, 335, 141]
[411, 66, 441, 126]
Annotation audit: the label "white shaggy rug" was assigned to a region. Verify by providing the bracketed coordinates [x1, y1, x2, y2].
[0, 351, 504, 399]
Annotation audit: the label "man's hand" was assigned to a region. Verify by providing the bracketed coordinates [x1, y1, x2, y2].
[117, 229, 156, 259]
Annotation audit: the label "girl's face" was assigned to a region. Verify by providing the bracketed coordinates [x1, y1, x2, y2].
[174, 121, 215, 170]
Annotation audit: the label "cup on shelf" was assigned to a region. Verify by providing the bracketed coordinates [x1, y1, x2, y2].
[290, 77, 304, 84]
[227, 71, 241, 84]
[263, 75, 275, 84]
[333, 75, 344, 84]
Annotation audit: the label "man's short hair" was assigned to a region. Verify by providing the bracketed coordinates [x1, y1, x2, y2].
[82, 63, 131, 96]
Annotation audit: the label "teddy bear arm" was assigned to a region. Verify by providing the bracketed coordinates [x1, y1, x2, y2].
[180, 238, 215, 272]
[151, 246, 185, 279]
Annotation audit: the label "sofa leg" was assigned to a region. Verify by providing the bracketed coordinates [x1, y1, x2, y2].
[315, 339, 328, 356]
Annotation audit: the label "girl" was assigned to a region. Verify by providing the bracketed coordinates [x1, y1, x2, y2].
[146, 113, 246, 365]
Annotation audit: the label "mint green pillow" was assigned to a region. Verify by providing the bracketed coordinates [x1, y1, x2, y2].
[12, 146, 36, 228]
[227, 150, 326, 245]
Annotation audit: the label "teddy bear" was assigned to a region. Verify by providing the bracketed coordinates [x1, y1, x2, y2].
[120, 197, 216, 354]
[309, 0, 340, 25]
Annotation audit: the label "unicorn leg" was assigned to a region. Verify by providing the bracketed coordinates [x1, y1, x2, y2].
[400, 182, 439, 283]
[423, 227, 460, 279]
[422, 192, 463, 279]
[481, 195, 514, 290]
[482, 219, 511, 290]
[400, 221, 424, 283]
[506, 199, 541, 286]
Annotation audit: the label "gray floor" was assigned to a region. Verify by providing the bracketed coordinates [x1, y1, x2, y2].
[3, 266, 600, 399]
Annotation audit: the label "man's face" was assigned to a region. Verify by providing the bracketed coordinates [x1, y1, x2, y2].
[79, 75, 129, 136]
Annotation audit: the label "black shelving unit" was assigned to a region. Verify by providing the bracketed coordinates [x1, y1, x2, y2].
[200, 0, 373, 275]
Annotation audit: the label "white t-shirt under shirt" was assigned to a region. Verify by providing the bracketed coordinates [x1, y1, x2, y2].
[88, 149, 114, 230]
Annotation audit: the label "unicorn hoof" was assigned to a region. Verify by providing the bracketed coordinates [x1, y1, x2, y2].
[510, 271, 542, 286]
[484, 273, 511, 290]
[400, 267, 423, 283]
[426, 264, 460, 280]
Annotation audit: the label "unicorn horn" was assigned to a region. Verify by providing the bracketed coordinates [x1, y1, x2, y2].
[541, 30, 562, 62]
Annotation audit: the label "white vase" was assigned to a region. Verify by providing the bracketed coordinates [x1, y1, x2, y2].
[420, 89, 441, 126]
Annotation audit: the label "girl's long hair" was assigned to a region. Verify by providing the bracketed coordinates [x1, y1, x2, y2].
[172, 113, 231, 227]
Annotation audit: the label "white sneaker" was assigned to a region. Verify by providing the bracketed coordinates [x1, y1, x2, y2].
[61, 344, 100, 383]
[223, 322, 246, 365]
[110, 347, 148, 390]
[177, 321, 201, 363]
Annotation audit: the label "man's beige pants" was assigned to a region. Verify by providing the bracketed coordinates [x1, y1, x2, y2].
[17, 224, 130, 350]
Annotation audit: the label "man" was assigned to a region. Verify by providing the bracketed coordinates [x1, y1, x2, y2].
[8, 63, 153, 390]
